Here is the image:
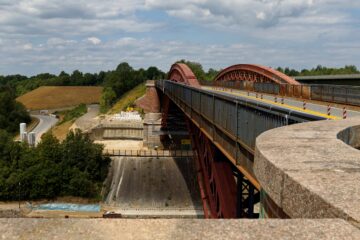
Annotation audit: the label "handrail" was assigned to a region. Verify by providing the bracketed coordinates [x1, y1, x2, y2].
[199, 80, 360, 107]
[104, 149, 194, 157]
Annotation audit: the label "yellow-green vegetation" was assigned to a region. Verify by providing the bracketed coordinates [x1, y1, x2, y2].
[16, 86, 102, 110]
[51, 121, 75, 141]
[57, 104, 87, 124]
[51, 104, 88, 140]
[109, 83, 146, 114]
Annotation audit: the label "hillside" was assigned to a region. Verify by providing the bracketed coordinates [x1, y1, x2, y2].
[109, 83, 146, 114]
[16, 86, 103, 110]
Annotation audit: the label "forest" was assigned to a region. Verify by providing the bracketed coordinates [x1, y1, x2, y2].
[0, 130, 110, 200]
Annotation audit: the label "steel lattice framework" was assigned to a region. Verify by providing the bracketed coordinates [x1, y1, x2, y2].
[214, 64, 300, 85]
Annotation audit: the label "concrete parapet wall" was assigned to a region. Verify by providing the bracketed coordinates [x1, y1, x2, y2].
[1, 219, 359, 239]
[103, 129, 143, 140]
[338, 125, 360, 149]
[89, 122, 144, 140]
[254, 117, 360, 227]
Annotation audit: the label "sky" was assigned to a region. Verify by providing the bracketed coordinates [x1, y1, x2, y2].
[0, 0, 359, 76]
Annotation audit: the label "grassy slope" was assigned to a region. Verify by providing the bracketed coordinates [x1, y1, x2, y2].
[109, 83, 146, 114]
[16, 86, 103, 110]
[51, 104, 88, 141]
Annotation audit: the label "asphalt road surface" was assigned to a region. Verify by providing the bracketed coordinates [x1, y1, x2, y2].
[203, 86, 360, 119]
[31, 115, 58, 144]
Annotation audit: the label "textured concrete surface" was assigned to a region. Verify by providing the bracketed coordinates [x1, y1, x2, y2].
[254, 117, 360, 227]
[135, 81, 160, 113]
[1, 219, 359, 239]
[104, 157, 202, 217]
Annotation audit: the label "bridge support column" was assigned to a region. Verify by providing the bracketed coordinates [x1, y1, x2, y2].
[135, 80, 160, 113]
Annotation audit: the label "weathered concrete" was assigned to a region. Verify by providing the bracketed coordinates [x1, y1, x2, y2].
[1, 219, 359, 239]
[254, 117, 360, 227]
[136, 80, 161, 113]
[90, 122, 144, 140]
[104, 157, 202, 218]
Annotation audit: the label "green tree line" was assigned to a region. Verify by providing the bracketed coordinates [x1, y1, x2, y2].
[0, 130, 110, 200]
[0, 86, 30, 134]
[276, 65, 359, 77]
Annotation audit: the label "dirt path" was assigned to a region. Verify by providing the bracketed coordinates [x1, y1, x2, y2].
[71, 104, 100, 132]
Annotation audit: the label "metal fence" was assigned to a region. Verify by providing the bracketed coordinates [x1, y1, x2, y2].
[200, 80, 360, 106]
[104, 149, 194, 157]
[156, 80, 324, 177]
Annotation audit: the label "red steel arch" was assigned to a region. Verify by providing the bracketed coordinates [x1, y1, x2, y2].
[163, 63, 237, 218]
[214, 64, 300, 85]
[168, 63, 200, 87]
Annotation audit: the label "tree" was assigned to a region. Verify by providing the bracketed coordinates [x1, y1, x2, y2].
[100, 87, 116, 113]
[146, 66, 165, 80]
[0, 86, 30, 134]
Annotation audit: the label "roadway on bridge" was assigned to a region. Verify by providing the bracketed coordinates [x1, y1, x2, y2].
[202, 86, 360, 119]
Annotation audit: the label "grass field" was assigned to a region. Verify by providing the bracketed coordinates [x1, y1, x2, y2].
[17, 86, 103, 110]
[51, 121, 74, 141]
[109, 83, 146, 114]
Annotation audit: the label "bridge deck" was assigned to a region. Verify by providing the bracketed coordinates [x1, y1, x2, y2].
[202, 86, 360, 119]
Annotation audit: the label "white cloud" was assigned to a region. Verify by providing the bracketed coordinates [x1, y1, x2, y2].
[1, 35, 359, 76]
[0, 0, 160, 38]
[87, 37, 101, 45]
[0, 1, 359, 75]
[23, 43, 32, 50]
[145, 0, 315, 28]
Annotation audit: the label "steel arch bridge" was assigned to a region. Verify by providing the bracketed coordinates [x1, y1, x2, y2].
[153, 62, 359, 219]
[160, 63, 301, 218]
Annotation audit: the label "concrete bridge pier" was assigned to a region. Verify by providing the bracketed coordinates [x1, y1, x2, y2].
[136, 80, 161, 114]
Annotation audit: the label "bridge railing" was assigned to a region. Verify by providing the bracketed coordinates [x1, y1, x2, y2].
[200, 80, 360, 106]
[156, 80, 324, 178]
[104, 149, 193, 157]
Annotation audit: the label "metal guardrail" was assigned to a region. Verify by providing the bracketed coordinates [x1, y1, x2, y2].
[200, 80, 360, 107]
[104, 149, 194, 157]
[156, 80, 325, 177]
